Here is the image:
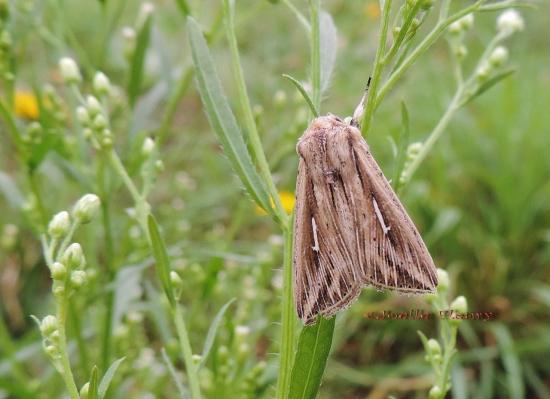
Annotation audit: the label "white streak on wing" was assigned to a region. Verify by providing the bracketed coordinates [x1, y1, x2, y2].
[372, 198, 391, 235]
[311, 217, 320, 252]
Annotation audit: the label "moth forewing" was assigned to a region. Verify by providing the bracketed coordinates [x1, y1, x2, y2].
[293, 115, 437, 325]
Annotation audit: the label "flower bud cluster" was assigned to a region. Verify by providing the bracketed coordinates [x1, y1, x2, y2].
[399, 142, 423, 185]
[76, 95, 113, 149]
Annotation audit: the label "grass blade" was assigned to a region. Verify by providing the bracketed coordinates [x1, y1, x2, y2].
[492, 323, 524, 399]
[128, 15, 153, 107]
[319, 10, 337, 94]
[199, 298, 235, 369]
[161, 348, 189, 399]
[148, 214, 177, 307]
[288, 316, 335, 399]
[88, 366, 99, 399]
[98, 357, 126, 398]
[186, 17, 275, 219]
[459, 69, 515, 107]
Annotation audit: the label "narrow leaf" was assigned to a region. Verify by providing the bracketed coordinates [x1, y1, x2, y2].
[174, 0, 191, 17]
[319, 11, 337, 94]
[460, 69, 515, 107]
[492, 324, 524, 399]
[199, 298, 235, 369]
[187, 17, 274, 217]
[98, 357, 126, 398]
[161, 348, 189, 398]
[128, 15, 153, 107]
[88, 366, 99, 399]
[282, 74, 319, 117]
[288, 316, 335, 399]
[148, 214, 177, 307]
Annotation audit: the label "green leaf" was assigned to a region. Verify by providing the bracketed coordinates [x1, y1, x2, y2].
[174, 0, 191, 17]
[199, 298, 235, 369]
[98, 357, 125, 398]
[319, 11, 337, 94]
[282, 74, 319, 117]
[187, 17, 274, 218]
[128, 15, 153, 107]
[161, 348, 189, 398]
[460, 69, 516, 107]
[288, 316, 335, 399]
[88, 366, 99, 399]
[148, 214, 177, 308]
[492, 324, 524, 399]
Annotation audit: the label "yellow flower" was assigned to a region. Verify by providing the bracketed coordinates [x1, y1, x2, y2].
[14, 90, 39, 120]
[364, 2, 380, 19]
[255, 191, 295, 216]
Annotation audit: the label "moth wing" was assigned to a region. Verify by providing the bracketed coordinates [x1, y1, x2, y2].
[293, 157, 362, 325]
[345, 130, 438, 293]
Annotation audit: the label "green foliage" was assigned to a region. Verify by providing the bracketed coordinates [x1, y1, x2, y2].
[0, 1, 548, 398]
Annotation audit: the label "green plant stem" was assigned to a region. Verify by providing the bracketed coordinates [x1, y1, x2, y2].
[68, 300, 90, 376]
[402, 90, 461, 182]
[173, 305, 202, 399]
[276, 221, 295, 399]
[373, 1, 484, 112]
[28, 171, 48, 230]
[55, 296, 80, 399]
[309, 0, 321, 112]
[361, 0, 392, 136]
[98, 154, 116, 373]
[223, 0, 286, 224]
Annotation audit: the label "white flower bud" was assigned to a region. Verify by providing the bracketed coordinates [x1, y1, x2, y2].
[51, 262, 67, 280]
[155, 160, 164, 172]
[476, 62, 491, 81]
[48, 211, 70, 238]
[76, 106, 90, 126]
[235, 325, 250, 337]
[73, 193, 100, 224]
[273, 90, 287, 106]
[138, 2, 155, 26]
[142, 137, 155, 156]
[40, 315, 58, 336]
[427, 338, 441, 357]
[407, 142, 423, 158]
[170, 271, 183, 290]
[45, 344, 59, 358]
[429, 386, 442, 399]
[62, 243, 86, 269]
[497, 9, 524, 36]
[122, 26, 136, 41]
[59, 57, 82, 84]
[436, 268, 449, 293]
[86, 95, 102, 117]
[93, 71, 111, 96]
[488, 46, 509, 67]
[92, 114, 107, 130]
[70, 270, 87, 288]
[192, 354, 202, 365]
[460, 14, 474, 30]
[451, 295, 468, 313]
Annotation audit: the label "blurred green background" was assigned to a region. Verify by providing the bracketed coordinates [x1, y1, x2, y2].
[0, 0, 549, 398]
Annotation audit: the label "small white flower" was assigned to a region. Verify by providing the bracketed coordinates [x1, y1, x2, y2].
[476, 62, 491, 80]
[73, 193, 101, 224]
[142, 137, 155, 156]
[449, 13, 474, 34]
[48, 211, 70, 238]
[489, 46, 509, 67]
[93, 71, 111, 96]
[40, 315, 58, 335]
[235, 325, 251, 337]
[451, 295, 468, 313]
[436, 268, 449, 292]
[407, 142, 423, 158]
[497, 9, 524, 35]
[86, 95, 102, 117]
[76, 106, 90, 126]
[50, 262, 67, 280]
[137, 2, 154, 26]
[62, 243, 86, 269]
[70, 270, 87, 288]
[59, 57, 81, 84]
[122, 26, 136, 41]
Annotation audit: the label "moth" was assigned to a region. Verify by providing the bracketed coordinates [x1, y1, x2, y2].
[293, 96, 438, 325]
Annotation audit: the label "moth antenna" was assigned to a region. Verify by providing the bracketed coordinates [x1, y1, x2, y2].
[351, 77, 372, 128]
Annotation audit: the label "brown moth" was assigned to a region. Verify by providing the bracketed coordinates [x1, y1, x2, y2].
[293, 102, 438, 325]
